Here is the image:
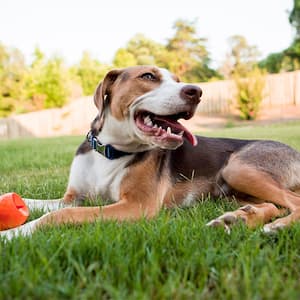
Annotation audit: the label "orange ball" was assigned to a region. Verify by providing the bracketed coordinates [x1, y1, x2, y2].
[0, 193, 29, 230]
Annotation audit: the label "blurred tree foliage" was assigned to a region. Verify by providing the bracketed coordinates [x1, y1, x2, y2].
[72, 51, 111, 95]
[113, 48, 137, 68]
[219, 35, 260, 79]
[164, 20, 219, 82]
[113, 34, 167, 69]
[259, 0, 300, 73]
[26, 47, 71, 109]
[289, 0, 300, 39]
[113, 20, 220, 82]
[219, 36, 266, 120]
[0, 46, 73, 116]
[0, 43, 27, 116]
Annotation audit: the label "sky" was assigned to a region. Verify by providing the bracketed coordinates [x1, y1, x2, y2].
[0, 0, 294, 68]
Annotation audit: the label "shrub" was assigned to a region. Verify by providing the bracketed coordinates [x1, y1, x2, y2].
[73, 52, 111, 95]
[25, 51, 71, 109]
[234, 67, 266, 120]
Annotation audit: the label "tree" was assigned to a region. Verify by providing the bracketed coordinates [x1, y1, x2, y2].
[165, 19, 218, 82]
[73, 51, 111, 95]
[126, 34, 164, 65]
[39, 57, 71, 108]
[25, 48, 71, 109]
[113, 34, 165, 68]
[289, 0, 300, 39]
[112, 21, 220, 82]
[0, 43, 27, 116]
[0, 44, 27, 99]
[113, 48, 137, 68]
[260, 0, 300, 73]
[258, 53, 284, 73]
[220, 35, 260, 78]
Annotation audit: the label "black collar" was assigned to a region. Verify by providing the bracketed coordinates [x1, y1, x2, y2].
[86, 131, 132, 160]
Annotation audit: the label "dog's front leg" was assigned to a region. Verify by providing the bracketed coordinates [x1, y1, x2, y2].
[0, 152, 171, 241]
[36, 196, 162, 229]
[0, 195, 164, 241]
[24, 198, 68, 212]
[37, 156, 170, 228]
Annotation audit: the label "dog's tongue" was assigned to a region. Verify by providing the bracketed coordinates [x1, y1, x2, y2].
[183, 126, 198, 146]
[154, 116, 198, 146]
[175, 121, 198, 146]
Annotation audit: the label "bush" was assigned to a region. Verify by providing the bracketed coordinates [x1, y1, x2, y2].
[25, 51, 71, 109]
[0, 44, 27, 115]
[38, 58, 70, 108]
[0, 46, 74, 116]
[234, 67, 266, 120]
[72, 52, 111, 95]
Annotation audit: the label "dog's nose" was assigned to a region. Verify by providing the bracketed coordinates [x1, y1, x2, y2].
[180, 85, 202, 104]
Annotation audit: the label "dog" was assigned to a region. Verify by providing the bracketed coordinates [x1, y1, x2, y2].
[1, 65, 300, 240]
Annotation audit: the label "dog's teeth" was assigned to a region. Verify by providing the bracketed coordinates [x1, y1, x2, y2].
[153, 124, 158, 129]
[155, 126, 162, 136]
[144, 115, 153, 127]
[155, 127, 161, 136]
[167, 127, 171, 134]
[179, 131, 184, 136]
[144, 115, 150, 124]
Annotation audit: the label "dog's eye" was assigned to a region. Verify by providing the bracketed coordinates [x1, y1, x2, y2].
[140, 73, 156, 81]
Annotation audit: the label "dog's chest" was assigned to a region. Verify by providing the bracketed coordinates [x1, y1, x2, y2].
[68, 151, 132, 202]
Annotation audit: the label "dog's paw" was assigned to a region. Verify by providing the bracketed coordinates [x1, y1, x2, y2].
[206, 211, 246, 234]
[263, 221, 286, 234]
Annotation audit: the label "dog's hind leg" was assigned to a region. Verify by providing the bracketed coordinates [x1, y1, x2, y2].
[263, 208, 300, 233]
[207, 158, 300, 231]
[207, 202, 285, 231]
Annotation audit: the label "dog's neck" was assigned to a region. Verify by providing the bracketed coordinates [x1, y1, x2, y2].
[86, 131, 132, 160]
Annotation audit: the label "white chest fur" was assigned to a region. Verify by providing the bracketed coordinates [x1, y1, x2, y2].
[67, 151, 133, 202]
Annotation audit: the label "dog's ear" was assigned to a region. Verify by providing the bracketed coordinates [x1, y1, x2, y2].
[94, 69, 123, 111]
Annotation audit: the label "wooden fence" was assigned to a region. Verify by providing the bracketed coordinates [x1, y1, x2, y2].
[197, 71, 300, 114]
[1, 71, 300, 139]
[0, 97, 97, 139]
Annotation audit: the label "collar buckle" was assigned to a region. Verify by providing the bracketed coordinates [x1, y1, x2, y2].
[86, 131, 132, 160]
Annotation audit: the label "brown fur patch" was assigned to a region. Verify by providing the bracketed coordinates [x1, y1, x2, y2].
[222, 158, 300, 211]
[109, 66, 163, 120]
[76, 140, 91, 155]
[38, 207, 101, 227]
[119, 150, 171, 218]
[164, 178, 214, 208]
[63, 188, 79, 204]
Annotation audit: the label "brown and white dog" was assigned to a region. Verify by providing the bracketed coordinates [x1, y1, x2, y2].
[2, 65, 300, 240]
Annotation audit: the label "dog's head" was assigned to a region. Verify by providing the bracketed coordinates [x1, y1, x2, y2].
[94, 66, 202, 152]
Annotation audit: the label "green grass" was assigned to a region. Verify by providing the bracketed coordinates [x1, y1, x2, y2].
[1, 121, 300, 299]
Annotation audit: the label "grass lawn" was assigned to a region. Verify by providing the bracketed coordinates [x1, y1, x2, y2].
[1, 121, 300, 299]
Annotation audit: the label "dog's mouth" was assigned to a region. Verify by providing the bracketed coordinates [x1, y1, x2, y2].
[134, 110, 197, 146]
